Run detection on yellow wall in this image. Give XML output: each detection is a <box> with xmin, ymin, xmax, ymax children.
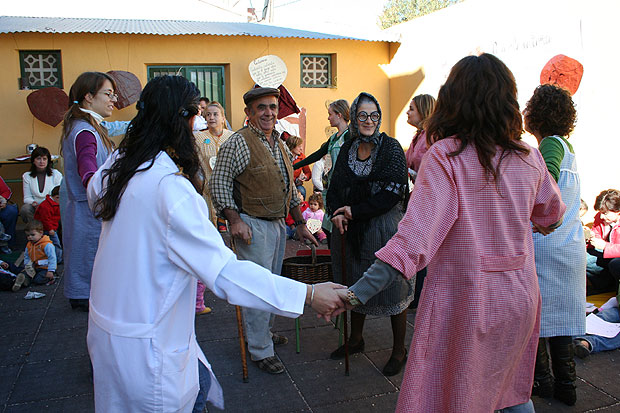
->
<box><xmin>0</xmin><ymin>32</ymin><xmax>393</xmax><ymax>187</ymax></box>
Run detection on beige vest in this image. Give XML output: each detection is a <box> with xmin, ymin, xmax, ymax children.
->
<box><xmin>233</xmin><ymin>126</ymin><xmax>294</xmax><ymax>219</ymax></box>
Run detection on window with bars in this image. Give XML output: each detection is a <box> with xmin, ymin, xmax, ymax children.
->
<box><xmin>19</xmin><ymin>50</ymin><xmax>63</xmax><ymax>89</ymax></box>
<box><xmin>300</xmin><ymin>54</ymin><xmax>334</xmax><ymax>88</ymax></box>
<box><xmin>147</xmin><ymin>65</ymin><xmax>226</xmax><ymax>107</ymax></box>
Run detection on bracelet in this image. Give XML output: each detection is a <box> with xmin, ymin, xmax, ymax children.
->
<box><xmin>310</xmin><ymin>285</ymin><xmax>315</xmax><ymax>305</ymax></box>
<box><xmin>347</xmin><ymin>290</ymin><xmax>361</xmax><ymax>306</ymax></box>
<box><xmin>294</xmin><ymin>219</ymin><xmax>306</xmax><ymax>226</ymax></box>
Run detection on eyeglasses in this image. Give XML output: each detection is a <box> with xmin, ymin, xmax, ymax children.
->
<box><xmin>100</xmin><ymin>91</ymin><xmax>119</xmax><ymax>101</ymax></box>
<box><xmin>357</xmin><ymin>111</ymin><xmax>380</xmax><ymax>122</ymax></box>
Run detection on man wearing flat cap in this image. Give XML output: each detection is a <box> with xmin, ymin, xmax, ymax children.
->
<box><xmin>210</xmin><ymin>87</ymin><xmax>317</xmax><ymax>374</ymax></box>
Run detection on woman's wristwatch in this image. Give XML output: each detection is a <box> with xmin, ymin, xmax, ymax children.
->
<box><xmin>347</xmin><ymin>290</ymin><xmax>361</xmax><ymax>306</ymax></box>
<box><xmin>294</xmin><ymin>219</ymin><xmax>306</xmax><ymax>226</ymax></box>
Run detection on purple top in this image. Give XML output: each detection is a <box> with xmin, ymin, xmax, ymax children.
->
<box><xmin>75</xmin><ymin>130</ymin><xmax>98</xmax><ymax>188</ymax></box>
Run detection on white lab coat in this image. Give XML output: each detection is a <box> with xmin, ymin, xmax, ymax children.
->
<box><xmin>86</xmin><ymin>151</ymin><xmax>308</xmax><ymax>412</ymax></box>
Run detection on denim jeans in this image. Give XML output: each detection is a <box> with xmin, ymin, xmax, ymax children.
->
<box><xmin>0</xmin><ymin>204</ymin><xmax>18</xmax><ymax>247</ymax></box>
<box><xmin>32</xmin><ymin>268</ymin><xmax>50</xmax><ymax>285</ymax></box>
<box><xmin>46</xmin><ymin>231</ymin><xmax>63</xmax><ymax>263</ymax></box>
<box><xmin>578</xmin><ymin>307</ymin><xmax>620</xmax><ymax>353</ymax></box>
<box><xmin>192</xmin><ymin>361</ymin><xmax>211</xmax><ymax>413</ymax></box>
<box><xmin>495</xmin><ymin>399</ymin><xmax>535</xmax><ymax>413</ymax></box>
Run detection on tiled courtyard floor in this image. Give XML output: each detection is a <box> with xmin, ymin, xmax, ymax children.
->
<box><xmin>1</xmin><ymin>238</ymin><xmax>619</xmax><ymax>412</ymax></box>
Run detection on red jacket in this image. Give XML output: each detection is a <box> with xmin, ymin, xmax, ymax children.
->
<box><xmin>0</xmin><ymin>176</ymin><xmax>11</xmax><ymax>200</ymax></box>
<box><xmin>34</xmin><ymin>195</ymin><xmax>61</xmax><ymax>231</ymax></box>
<box><xmin>285</xmin><ymin>201</ymin><xmax>308</xmax><ymax>227</ymax></box>
<box><xmin>292</xmin><ymin>153</ymin><xmax>311</xmax><ymax>182</ymax></box>
<box><xmin>590</xmin><ymin>212</ymin><xmax>620</xmax><ymax>259</ymax></box>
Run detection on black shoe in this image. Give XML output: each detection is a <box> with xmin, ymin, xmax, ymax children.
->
<box><xmin>574</xmin><ymin>339</ymin><xmax>591</xmax><ymax>359</ymax></box>
<box><xmin>330</xmin><ymin>339</ymin><xmax>364</xmax><ymax>360</ymax></box>
<box><xmin>383</xmin><ymin>350</ymin><xmax>407</xmax><ymax>376</ymax></box>
<box><xmin>70</xmin><ymin>299</ymin><xmax>89</xmax><ymax>312</ymax></box>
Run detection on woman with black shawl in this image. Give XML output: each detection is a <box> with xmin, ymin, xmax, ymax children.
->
<box><xmin>327</xmin><ymin>92</ymin><xmax>413</xmax><ymax>376</ymax></box>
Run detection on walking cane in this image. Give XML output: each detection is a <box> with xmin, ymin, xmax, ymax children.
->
<box><xmin>340</xmin><ymin>231</ymin><xmax>350</xmax><ymax>376</ymax></box>
<box><xmin>230</xmin><ymin>237</ymin><xmax>250</xmax><ymax>383</ymax></box>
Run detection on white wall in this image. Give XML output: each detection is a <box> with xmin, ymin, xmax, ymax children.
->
<box><xmin>385</xmin><ymin>0</ymin><xmax>620</xmax><ymax>222</ymax></box>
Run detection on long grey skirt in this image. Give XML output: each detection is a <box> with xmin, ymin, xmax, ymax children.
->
<box><xmin>331</xmin><ymin>205</ymin><xmax>414</xmax><ymax>316</ymax></box>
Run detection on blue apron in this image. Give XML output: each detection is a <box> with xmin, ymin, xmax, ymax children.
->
<box><xmin>60</xmin><ymin>120</ymin><xmax>110</xmax><ymax>300</ymax></box>
<box><xmin>534</xmin><ymin>136</ymin><xmax>586</xmax><ymax>337</ymax></box>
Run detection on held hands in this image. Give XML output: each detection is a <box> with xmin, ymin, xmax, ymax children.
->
<box><xmin>307</xmin><ymin>282</ymin><xmax>349</xmax><ymax>322</ymax></box>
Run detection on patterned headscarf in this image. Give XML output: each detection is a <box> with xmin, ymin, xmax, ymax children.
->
<box><xmin>349</xmin><ymin>92</ymin><xmax>382</xmax><ymax>145</ymax></box>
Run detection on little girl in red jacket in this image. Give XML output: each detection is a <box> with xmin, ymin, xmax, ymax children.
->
<box><xmin>34</xmin><ymin>185</ymin><xmax>62</xmax><ymax>262</ymax></box>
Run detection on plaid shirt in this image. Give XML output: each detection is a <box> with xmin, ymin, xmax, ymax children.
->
<box><xmin>209</xmin><ymin>122</ymin><xmax>300</xmax><ymax>216</ymax></box>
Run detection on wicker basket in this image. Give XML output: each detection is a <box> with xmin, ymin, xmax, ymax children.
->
<box><xmin>281</xmin><ymin>245</ymin><xmax>332</xmax><ymax>284</ymax></box>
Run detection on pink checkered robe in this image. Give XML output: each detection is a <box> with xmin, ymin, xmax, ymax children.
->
<box><xmin>375</xmin><ymin>138</ymin><xmax>565</xmax><ymax>412</ymax></box>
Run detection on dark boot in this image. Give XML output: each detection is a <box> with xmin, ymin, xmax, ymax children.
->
<box><xmin>550</xmin><ymin>336</ymin><xmax>577</xmax><ymax>406</ymax></box>
<box><xmin>532</xmin><ymin>337</ymin><xmax>554</xmax><ymax>397</ymax></box>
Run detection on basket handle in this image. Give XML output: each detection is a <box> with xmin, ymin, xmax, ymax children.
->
<box><xmin>311</xmin><ymin>244</ymin><xmax>317</xmax><ymax>265</ymax></box>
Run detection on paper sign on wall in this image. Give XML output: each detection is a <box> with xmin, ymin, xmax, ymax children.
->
<box><xmin>249</xmin><ymin>55</ymin><xmax>287</xmax><ymax>88</ymax></box>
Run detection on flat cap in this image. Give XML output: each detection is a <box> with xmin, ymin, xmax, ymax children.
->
<box><xmin>243</xmin><ymin>87</ymin><xmax>280</xmax><ymax>106</ymax></box>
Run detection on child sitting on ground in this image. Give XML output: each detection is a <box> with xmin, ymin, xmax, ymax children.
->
<box><xmin>34</xmin><ymin>185</ymin><xmax>62</xmax><ymax>262</ymax></box>
<box><xmin>302</xmin><ymin>193</ymin><xmax>327</xmax><ymax>244</ymax></box>
<box><xmin>285</xmin><ymin>191</ymin><xmax>308</xmax><ymax>240</ymax></box>
<box><xmin>0</xmin><ymin>259</ymin><xmax>24</xmax><ymax>291</ymax></box>
<box><xmin>586</xmin><ymin>189</ymin><xmax>620</xmax><ymax>294</ymax></box>
<box><xmin>12</xmin><ymin>220</ymin><xmax>57</xmax><ymax>291</ymax></box>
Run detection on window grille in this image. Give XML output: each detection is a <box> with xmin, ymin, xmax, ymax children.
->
<box><xmin>19</xmin><ymin>50</ymin><xmax>63</xmax><ymax>89</ymax></box>
<box><xmin>300</xmin><ymin>55</ymin><xmax>332</xmax><ymax>88</ymax></box>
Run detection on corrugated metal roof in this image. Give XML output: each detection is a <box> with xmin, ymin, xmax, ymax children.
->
<box><xmin>0</xmin><ymin>16</ymin><xmax>398</xmax><ymax>42</ymax></box>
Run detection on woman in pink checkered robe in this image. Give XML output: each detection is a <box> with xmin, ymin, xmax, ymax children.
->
<box><xmin>339</xmin><ymin>54</ymin><xmax>566</xmax><ymax>412</ymax></box>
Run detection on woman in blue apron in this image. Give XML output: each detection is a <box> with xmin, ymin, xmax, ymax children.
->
<box><xmin>59</xmin><ymin>72</ymin><xmax>116</xmax><ymax>311</ymax></box>
<box><xmin>524</xmin><ymin>84</ymin><xmax>586</xmax><ymax>406</ymax></box>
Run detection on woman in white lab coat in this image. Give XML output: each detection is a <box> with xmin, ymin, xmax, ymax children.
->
<box><xmin>86</xmin><ymin>75</ymin><xmax>344</xmax><ymax>412</ymax></box>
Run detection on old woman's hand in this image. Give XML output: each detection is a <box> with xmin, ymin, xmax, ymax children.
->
<box><xmin>333</xmin><ymin>206</ymin><xmax>352</xmax><ymax>220</ymax></box>
<box><xmin>331</xmin><ymin>214</ymin><xmax>348</xmax><ymax>235</ymax></box>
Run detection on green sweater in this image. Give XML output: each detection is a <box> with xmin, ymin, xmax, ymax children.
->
<box><xmin>539</xmin><ymin>135</ymin><xmax>573</xmax><ymax>182</ymax></box>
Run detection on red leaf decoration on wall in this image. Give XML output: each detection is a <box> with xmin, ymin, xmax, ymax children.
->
<box><xmin>107</xmin><ymin>70</ymin><xmax>142</xmax><ymax>109</ymax></box>
<box><xmin>26</xmin><ymin>87</ymin><xmax>69</xmax><ymax>127</ymax></box>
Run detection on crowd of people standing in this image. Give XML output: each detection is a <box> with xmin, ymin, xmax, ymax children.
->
<box><xmin>2</xmin><ymin>50</ymin><xmax>619</xmax><ymax>412</ymax></box>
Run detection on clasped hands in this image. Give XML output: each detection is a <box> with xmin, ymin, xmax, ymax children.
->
<box><xmin>306</xmin><ymin>282</ymin><xmax>355</xmax><ymax>322</ymax></box>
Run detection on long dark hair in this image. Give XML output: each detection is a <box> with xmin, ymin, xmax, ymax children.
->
<box><xmin>425</xmin><ymin>53</ymin><xmax>528</xmax><ymax>181</ymax></box>
<box><xmin>61</xmin><ymin>72</ymin><xmax>116</xmax><ymax>155</ymax></box>
<box><xmin>29</xmin><ymin>146</ymin><xmax>53</xmax><ymax>177</ymax></box>
<box><xmin>94</xmin><ymin>75</ymin><xmax>203</xmax><ymax>221</ymax></box>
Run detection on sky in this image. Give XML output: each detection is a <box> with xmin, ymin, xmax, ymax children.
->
<box><xmin>0</xmin><ymin>0</ymin><xmax>389</xmax><ymax>36</ymax></box>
